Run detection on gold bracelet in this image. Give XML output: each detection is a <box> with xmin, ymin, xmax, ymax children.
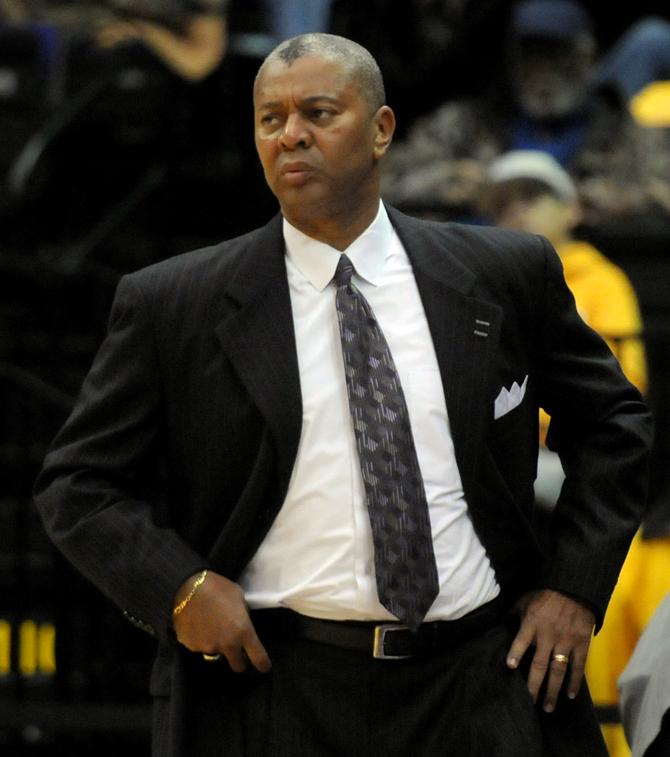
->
<box><xmin>172</xmin><ymin>569</ymin><xmax>208</xmax><ymax>616</ymax></box>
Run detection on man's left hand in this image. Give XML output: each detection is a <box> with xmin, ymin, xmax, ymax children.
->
<box><xmin>506</xmin><ymin>589</ymin><xmax>595</xmax><ymax>713</ymax></box>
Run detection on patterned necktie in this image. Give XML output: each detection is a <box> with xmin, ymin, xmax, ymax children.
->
<box><xmin>334</xmin><ymin>254</ymin><xmax>439</xmax><ymax>631</ymax></box>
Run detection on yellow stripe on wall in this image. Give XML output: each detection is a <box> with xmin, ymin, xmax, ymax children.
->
<box><xmin>38</xmin><ymin>623</ymin><xmax>56</xmax><ymax>676</ymax></box>
<box><xmin>19</xmin><ymin>620</ymin><xmax>38</xmax><ymax>677</ymax></box>
<box><xmin>0</xmin><ymin>620</ymin><xmax>10</xmax><ymax>676</ymax></box>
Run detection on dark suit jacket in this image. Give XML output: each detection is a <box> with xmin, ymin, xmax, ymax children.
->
<box><xmin>34</xmin><ymin>206</ymin><xmax>652</xmax><ymax>754</ymax></box>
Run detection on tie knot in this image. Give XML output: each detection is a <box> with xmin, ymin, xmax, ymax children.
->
<box><xmin>334</xmin><ymin>254</ymin><xmax>354</xmax><ymax>287</ymax></box>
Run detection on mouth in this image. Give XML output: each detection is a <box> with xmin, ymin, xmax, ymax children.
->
<box><xmin>280</xmin><ymin>162</ymin><xmax>314</xmax><ymax>181</ymax></box>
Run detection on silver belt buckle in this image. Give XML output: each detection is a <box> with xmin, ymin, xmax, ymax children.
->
<box><xmin>372</xmin><ymin>624</ymin><xmax>412</xmax><ymax>659</ymax></box>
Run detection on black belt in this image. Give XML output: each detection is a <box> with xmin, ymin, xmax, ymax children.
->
<box><xmin>251</xmin><ymin>598</ymin><xmax>502</xmax><ymax>660</ymax></box>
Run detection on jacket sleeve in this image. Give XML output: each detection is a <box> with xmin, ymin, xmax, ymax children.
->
<box><xmin>535</xmin><ymin>237</ymin><xmax>653</xmax><ymax>628</ymax></box>
<box><xmin>33</xmin><ymin>274</ymin><xmax>207</xmax><ymax>644</ymax></box>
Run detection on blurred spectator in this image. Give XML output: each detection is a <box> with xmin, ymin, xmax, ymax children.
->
<box><xmin>597</xmin><ymin>17</ymin><xmax>670</xmax><ymax>104</ymax></box>
<box><xmin>382</xmin><ymin>0</ymin><xmax>666</xmax><ymax>226</ymax></box>
<box><xmin>618</xmin><ymin>591</ymin><xmax>670</xmax><ymax>757</ymax></box>
<box><xmin>589</xmin><ymin>19</ymin><xmax>670</xmax><ymax>223</ymax></box>
<box><xmin>482</xmin><ymin>150</ymin><xmax>670</xmax><ymax>757</ymax></box>
<box><xmin>90</xmin><ymin>0</ymin><xmax>232</xmax><ymax>165</ymax></box>
<box><xmin>96</xmin><ymin>0</ymin><xmax>229</xmax><ymax>83</ymax></box>
<box><xmin>628</xmin><ymin>80</ymin><xmax>670</xmax><ymax>217</ymax></box>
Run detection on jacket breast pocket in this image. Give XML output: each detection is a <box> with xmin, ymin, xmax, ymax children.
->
<box><xmin>491</xmin><ymin>400</ymin><xmax>527</xmax><ymax>441</ymax></box>
<box><xmin>487</xmin><ymin>397</ymin><xmax>537</xmax><ymax>509</ymax></box>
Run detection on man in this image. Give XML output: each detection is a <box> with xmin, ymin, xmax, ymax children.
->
<box><xmin>34</xmin><ymin>33</ymin><xmax>652</xmax><ymax>756</ymax></box>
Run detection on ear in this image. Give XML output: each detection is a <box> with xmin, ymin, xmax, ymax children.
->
<box><xmin>373</xmin><ymin>105</ymin><xmax>395</xmax><ymax>160</ymax></box>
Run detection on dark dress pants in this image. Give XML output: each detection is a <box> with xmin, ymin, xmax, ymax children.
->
<box><xmin>178</xmin><ymin>618</ymin><xmax>608</xmax><ymax>756</ymax></box>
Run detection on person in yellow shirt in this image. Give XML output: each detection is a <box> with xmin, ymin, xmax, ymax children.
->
<box><xmin>481</xmin><ymin>149</ymin><xmax>669</xmax><ymax>757</ymax></box>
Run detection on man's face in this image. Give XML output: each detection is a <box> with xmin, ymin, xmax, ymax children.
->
<box><xmin>254</xmin><ymin>54</ymin><xmax>394</xmax><ymax>231</ymax></box>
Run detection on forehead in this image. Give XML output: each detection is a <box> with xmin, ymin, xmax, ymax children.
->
<box><xmin>254</xmin><ymin>55</ymin><xmax>358</xmax><ymax>107</ymax></box>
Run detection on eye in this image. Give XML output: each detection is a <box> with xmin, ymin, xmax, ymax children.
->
<box><xmin>309</xmin><ymin>108</ymin><xmax>333</xmax><ymax>122</ymax></box>
<box><xmin>260</xmin><ymin>113</ymin><xmax>281</xmax><ymax>128</ymax></box>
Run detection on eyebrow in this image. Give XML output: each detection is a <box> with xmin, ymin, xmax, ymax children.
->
<box><xmin>256</xmin><ymin>95</ymin><xmax>341</xmax><ymax>111</ymax></box>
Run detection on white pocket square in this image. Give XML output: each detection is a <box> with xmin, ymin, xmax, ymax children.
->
<box><xmin>494</xmin><ymin>375</ymin><xmax>528</xmax><ymax>420</ymax></box>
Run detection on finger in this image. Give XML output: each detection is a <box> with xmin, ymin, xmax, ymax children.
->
<box><xmin>542</xmin><ymin>654</ymin><xmax>570</xmax><ymax>712</ymax></box>
<box><xmin>242</xmin><ymin>629</ymin><xmax>272</xmax><ymax>673</ymax></box>
<box><xmin>506</xmin><ymin>625</ymin><xmax>535</xmax><ymax>669</ymax></box>
<box><xmin>526</xmin><ymin>646</ymin><xmax>552</xmax><ymax>703</ymax></box>
<box><xmin>221</xmin><ymin>643</ymin><xmax>249</xmax><ymax>674</ymax></box>
<box><xmin>566</xmin><ymin>649</ymin><xmax>587</xmax><ymax>700</ymax></box>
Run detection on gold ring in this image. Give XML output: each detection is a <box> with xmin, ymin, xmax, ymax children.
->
<box><xmin>202</xmin><ymin>653</ymin><xmax>221</xmax><ymax>662</ymax></box>
<box><xmin>552</xmin><ymin>653</ymin><xmax>570</xmax><ymax>665</ymax></box>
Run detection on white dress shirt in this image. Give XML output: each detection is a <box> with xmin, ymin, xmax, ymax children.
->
<box><xmin>239</xmin><ymin>202</ymin><xmax>499</xmax><ymax>621</ymax></box>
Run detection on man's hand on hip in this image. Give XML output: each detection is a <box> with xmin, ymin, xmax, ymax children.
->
<box><xmin>505</xmin><ymin>589</ymin><xmax>595</xmax><ymax>713</ymax></box>
<box><xmin>172</xmin><ymin>571</ymin><xmax>272</xmax><ymax>673</ymax></box>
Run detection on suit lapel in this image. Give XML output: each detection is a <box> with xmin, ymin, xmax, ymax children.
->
<box><xmin>388</xmin><ymin>208</ymin><xmax>502</xmax><ymax>498</ymax></box>
<box><xmin>214</xmin><ymin>215</ymin><xmax>303</xmax><ymax>499</ymax></box>
<box><xmin>213</xmin><ymin>207</ymin><xmax>503</xmax><ymax>509</ymax></box>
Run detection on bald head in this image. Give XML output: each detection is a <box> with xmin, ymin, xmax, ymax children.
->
<box><xmin>255</xmin><ymin>33</ymin><xmax>386</xmax><ymax>112</ymax></box>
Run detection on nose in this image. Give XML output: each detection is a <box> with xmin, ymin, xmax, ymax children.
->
<box><xmin>278</xmin><ymin>113</ymin><xmax>311</xmax><ymax>150</ymax></box>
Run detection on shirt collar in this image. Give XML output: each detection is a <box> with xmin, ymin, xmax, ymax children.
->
<box><xmin>282</xmin><ymin>201</ymin><xmax>392</xmax><ymax>292</ymax></box>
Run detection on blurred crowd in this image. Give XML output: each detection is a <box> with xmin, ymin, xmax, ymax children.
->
<box><xmin>2</xmin><ymin>2</ymin><xmax>670</xmax><ymax>756</ymax></box>
<box><xmin>2</xmin><ymin>1</ymin><xmax>670</xmax><ymax>247</ymax></box>
<box><xmin>383</xmin><ymin>4</ymin><xmax>670</xmax><ymax>225</ymax></box>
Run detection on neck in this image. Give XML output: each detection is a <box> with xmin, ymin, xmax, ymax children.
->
<box><xmin>281</xmin><ymin>198</ymin><xmax>381</xmax><ymax>251</ymax></box>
